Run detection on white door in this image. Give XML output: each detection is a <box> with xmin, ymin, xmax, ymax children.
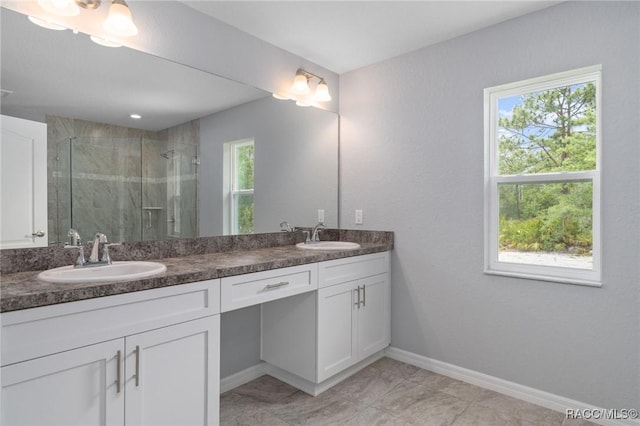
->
<box><xmin>0</xmin><ymin>114</ymin><xmax>48</xmax><ymax>248</ymax></box>
<box><xmin>317</xmin><ymin>281</ymin><xmax>358</xmax><ymax>382</ymax></box>
<box><xmin>357</xmin><ymin>274</ymin><xmax>390</xmax><ymax>358</ymax></box>
<box><xmin>1</xmin><ymin>339</ymin><xmax>124</xmax><ymax>426</ymax></box>
<box><xmin>124</xmin><ymin>315</ymin><xmax>220</xmax><ymax>426</ymax></box>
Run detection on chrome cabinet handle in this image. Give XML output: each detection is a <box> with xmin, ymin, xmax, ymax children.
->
<box><xmin>264</xmin><ymin>281</ymin><xmax>290</xmax><ymax>290</ymax></box>
<box><xmin>135</xmin><ymin>345</ymin><xmax>140</xmax><ymax>387</ymax></box>
<box><xmin>361</xmin><ymin>285</ymin><xmax>366</xmax><ymax>308</ymax></box>
<box><xmin>354</xmin><ymin>286</ymin><xmax>361</xmax><ymax>308</ymax></box>
<box><xmin>32</xmin><ymin>230</ymin><xmax>45</xmax><ymax>237</ymax></box>
<box><xmin>116</xmin><ymin>350</ymin><xmax>122</xmax><ymax>393</ymax></box>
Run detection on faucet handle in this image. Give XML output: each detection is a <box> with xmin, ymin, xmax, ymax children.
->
<box><xmin>280</xmin><ymin>221</ymin><xmax>294</xmax><ymax>232</ymax></box>
<box><xmin>67</xmin><ymin>228</ymin><xmax>81</xmax><ymax>246</ymax></box>
<box><xmin>64</xmin><ymin>244</ymin><xmax>86</xmax><ymax>267</ymax></box>
<box><xmin>95</xmin><ymin>233</ymin><xmax>108</xmax><ymax>243</ymax></box>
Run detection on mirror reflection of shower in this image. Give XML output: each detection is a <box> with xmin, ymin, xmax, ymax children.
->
<box><xmin>48</xmin><ymin>115</ymin><xmax>199</xmax><ymax>243</ymax></box>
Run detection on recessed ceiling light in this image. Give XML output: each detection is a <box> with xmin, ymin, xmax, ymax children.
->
<box><xmin>130</xmin><ymin>113</ymin><xmax>142</xmax><ymax>119</ymax></box>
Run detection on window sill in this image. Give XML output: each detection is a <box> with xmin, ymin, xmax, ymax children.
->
<box><xmin>484</xmin><ymin>269</ymin><xmax>602</xmax><ymax>288</ymax></box>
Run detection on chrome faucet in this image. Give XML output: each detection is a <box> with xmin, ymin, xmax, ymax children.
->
<box><xmin>89</xmin><ymin>233</ymin><xmax>110</xmax><ymax>264</ymax></box>
<box><xmin>310</xmin><ymin>222</ymin><xmax>326</xmax><ymax>243</ymax></box>
<box><xmin>64</xmin><ymin>230</ymin><xmax>113</xmax><ymax>267</ymax></box>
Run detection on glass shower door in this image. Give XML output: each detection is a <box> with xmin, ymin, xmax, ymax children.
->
<box><xmin>69</xmin><ymin>136</ymin><xmax>142</xmax><ymax>243</ymax></box>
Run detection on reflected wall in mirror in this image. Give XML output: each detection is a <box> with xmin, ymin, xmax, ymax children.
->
<box><xmin>0</xmin><ymin>7</ymin><xmax>339</xmax><ymax>244</ymax></box>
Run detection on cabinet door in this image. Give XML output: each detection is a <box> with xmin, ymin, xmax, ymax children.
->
<box><xmin>357</xmin><ymin>274</ymin><xmax>390</xmax><ymax>359</ymax></box>
<box><xmin>317</xmin><ymin>281</ymin><xmax>358</xmax><ymax>382</ymax></box>
<box><xmin>0</xmin><ymin>115</ymin><xmax>47</xmax><ymax>249</ymax></box>
<box><xmin>124</xmin><ymin>315</ymin><xmax>220</xmax><ymax>426</ymax></box>
<box><xmin>1</xmin><ymin>339</ymin><xmax>124</xmax><ymax>426</ymax></box>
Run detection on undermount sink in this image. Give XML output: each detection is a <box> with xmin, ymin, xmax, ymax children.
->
<box><xmin>37</xmin><ymin>261</ymin><xmax>167</xmax><ymax>284</ymax></box>
<box><xmin>296</xmin><ymin>241</ymin><xmax>361</xmax><ymax>250</ymax></box>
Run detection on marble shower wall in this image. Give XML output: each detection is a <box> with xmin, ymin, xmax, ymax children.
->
<box><xmin>47</xmin><ymin>116</ymin><xmax>198</xmax><ymax>244</ymax></box>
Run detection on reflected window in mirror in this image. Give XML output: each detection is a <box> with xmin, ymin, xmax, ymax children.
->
<box><xmin>224</xmin><ymin>139</ymin><xmax>255</xmax><ymax>235</ymax></box>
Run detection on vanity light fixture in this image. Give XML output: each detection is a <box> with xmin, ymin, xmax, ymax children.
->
<box><xmin>37</xmin><ymin>0</ymin><xmax>80</xmax><ymax>17</ymax></box>
<box><xmin>28</xmin><ymin>0</ymin><xmax>138</xmax><ymax>47</ymax></box>
<box><xmin>103</xmin><ymin>0</ymin><xmax>138</xmax><ymax>37</ymax></box>
<box><xmin>28</xmin><ymin>15</ymin><xmax>68</xmax><ymax>30</ymax></box>
<box><xmin>90</xmin><ymin>35</ymin><xmax>122</xmax><ymax>47</ymax></box>
<box><xmin>286</xmin><ymin>68</ymin><xmax>332</xmax><ymax>103</ymax></box>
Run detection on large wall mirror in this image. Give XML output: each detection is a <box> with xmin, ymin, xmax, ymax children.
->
<box><xmin>1</xmin><ymin>7</ymin><xmax>338</xmax><ymax>245</ymax></box>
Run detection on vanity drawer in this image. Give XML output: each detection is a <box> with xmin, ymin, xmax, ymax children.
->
<box><xmin>221</xmin><ymin>264</ymin><xmax>318</xmax><ymax>312</ymax></box>
<box><xmin>319</xmin><ymin>251</ymin><xmax>390</xmax><ymax>288</ymax></box>
<box><xmin>1</xmin><ymin>280</ymin><xmax>220</xmax><ymax>366</ymax></box>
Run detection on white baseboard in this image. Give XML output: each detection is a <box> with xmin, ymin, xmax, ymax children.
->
<box><xmin>220</xmin><ymin>362</ymin><xmax>269</xmax><ymax>394</ymax></box>
<box><xmin>385</xmin><ymin>346</ymin><xmax>640</xmax><ymax>426</ymax></box>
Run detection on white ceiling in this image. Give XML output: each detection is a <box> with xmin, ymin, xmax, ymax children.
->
<box><xmin>182</xmin><ymin>1</ymin><xmax>563</xmax><ymax>74</ymax></box>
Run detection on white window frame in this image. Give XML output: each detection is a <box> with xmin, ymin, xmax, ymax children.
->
<box><xmin>223</xmin><ymin>139</ymin><xmax>254</xmax><ymax>235</ymax></box>
<box><xmin>484</xmin><ymin>65</ymin><xmax>602</xmax><ymax>286</ymax></box>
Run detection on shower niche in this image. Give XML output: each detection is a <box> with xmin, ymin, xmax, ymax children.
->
<box><xmin>48</xmin><ymin>116</ymin><xmax>199</xmax><ymax>244</ymax></box>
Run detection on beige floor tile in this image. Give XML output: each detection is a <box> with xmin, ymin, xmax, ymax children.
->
<box><xmin>340</xmin><ymin>406</ymin><xmax>415</xmax><ymax>426</ymax></box>
<box><xmin>406</xmin><ymin>369</ymin><xmax>457</xmax><ymax>391</ymax></box>
<box><xmin>452</xmin><ymin>402</ymin><xmax>537</xmax><ymax>426</ymax></box>
<box><xmin>268</xmin><ymin>389</ymin><xmax>367</xmax><ymax>425</ymax></box>
<box><xmin>332</xmin><ymin>364</ymin><xmax>407</xmax><ymax>405</ymax></box>
<box><xmin>438</xmin><ymin>380</ymin><xmax>501</xmax><ymax>403</ymax></box>
<box><xmin>477</xmin><ymin>393</ymin><xmax>564</xmax><ymax>425</ymax></box>
<box><xmin>367</xmin><ymin>357</ymin><xmax>421</xmax><ymax>379</ymax></box>
<box><xmin>231</xmin><ymin>374</ymin><xmax>299</xmax><ymax>404</ymax></box>
<box><xmin>220</xmin><ymin>359</ymin><xmax>572</xmax><ymax>426</ymax></box>
<box><xmin>372</xmin><ymin>380</ymin><xmax>470</xmax><ymax>425</ymax></box>
<box><xmin>561</xmin><ymin>418</ymin><xmax>599</xmax><ymax>426</ymax></box>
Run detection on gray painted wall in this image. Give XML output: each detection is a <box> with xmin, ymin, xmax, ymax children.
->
<box><xmin>339</xmin><ymin>1</ymin><xmax>639</xmax><ymax>410</ymax></box>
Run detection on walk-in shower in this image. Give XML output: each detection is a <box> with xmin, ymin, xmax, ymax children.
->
<box><xmin>49</xmin><ymin>135</ymin><xmax>198</xmax><ymax>244</ymax></box>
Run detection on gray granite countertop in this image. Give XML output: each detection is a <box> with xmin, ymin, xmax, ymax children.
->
<box><xmin>0</xmin><ymin>241</ymin><xmax>391</xmax><ymax>313</ymax></box>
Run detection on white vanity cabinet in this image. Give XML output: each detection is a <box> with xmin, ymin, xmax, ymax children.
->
<box><xmin>1</xmin><ymin>280</ymin><xmax>220</xmax><ymax>426</ymax></box>
<box><xmin>261</xmin><ymin>251</ymin><xmax>391</xmax><ymax>393</ymax></box>
<box><xmin>316</xmin><ymin>252</ymin><xmax>391</xmax><ymax>382</ymax></box>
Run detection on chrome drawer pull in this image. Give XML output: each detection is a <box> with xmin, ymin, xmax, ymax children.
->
<box><xmin>362</xmin><ymin>285</ymin><xmax>366</xmax><ymax>307</ymax></box>
<box><xmin>115</xmin><ymin>350</ymin><xmax>122</xmax><ymax>393</ymax></box>
<box><xmin>135</xmin><ymin>345</ymin><xmax>140</xmax><ymax>387</ymax></box>
<box><xmin>354</xmin><ymin>286</ymin><xmax>361</xmax><ymax>308</ymax></box>
<box><xmin>264</xmin><ymin>281</ymin><xmax>290</xmax><ymax>290</ymax></box>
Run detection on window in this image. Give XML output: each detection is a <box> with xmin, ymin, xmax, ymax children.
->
<box><xmin>484</xmin><ymin>66</ymin><xmax>601</xmax><ymax>286</ymax></box>
<box><xmin>224</xmin><ymin>139</ymin><xmax>254</xmax><ymax>235</ymax></box>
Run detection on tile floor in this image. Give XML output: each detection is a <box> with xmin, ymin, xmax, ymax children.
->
<box><xmin>220</xmin><ymin>357</ymin><xmax>597</xmax><ymax>426</ymax></box>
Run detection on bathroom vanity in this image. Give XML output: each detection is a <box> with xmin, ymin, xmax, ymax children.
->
<box><xmin>0</xmin><ymin>231</ymin><xmax>392</xmax><ymax>426</ymax></box>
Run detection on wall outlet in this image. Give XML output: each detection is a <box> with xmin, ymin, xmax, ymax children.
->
<box><xmin>355</xmin><ymin>209</ymin><xmax>364</xmax><ymax>225</ymax></box>
<box><xmin>317</xmin><ymin>209</ymin><xmax>325</xmax><ymax>223</ymax></box>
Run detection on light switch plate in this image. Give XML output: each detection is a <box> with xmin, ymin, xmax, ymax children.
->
<box><xmin>355</xmin><ymin>209</ymin><xmax>364</xmax><ymax>225</ymax></box>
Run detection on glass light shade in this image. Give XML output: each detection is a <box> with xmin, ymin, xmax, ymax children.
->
<box><xmin>38</xmin><ymin>0</ymin><xmax>80</xmax><ymax>16</ymax></box>
<box><xmin>314</xmin><ymin>80</ymin><xmax>332</xmax><ymax>102</ymax></box>
<box><xmin>90</xmin><ymin>35</ymin><xmax>122</xmax><ymax>47</ymax></box>
<box><xmin>103</xmin><ymin>1</ymin><xmax>138</xmax><ymax>37</ymax></box>
<box><xmin>291</xmin><ymin>74</ymin><xmax>311</xmax><ymax>95</ymax></box>
<box><xmin>272</xmin><ymin>93</ymin><xmax>290</xmax><ymax>100</ymax></box>
<box><xmin>28</xmin><ymin>16</ymin><xmax>68</xmax><ymax>30</ymax></box>
<box><xmin>295</xmin><ymin>100</ymin><xmax>310</xmax><ymax>107</ymax></box>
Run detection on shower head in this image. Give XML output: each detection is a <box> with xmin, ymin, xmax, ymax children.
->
<box><xmin>160</xmin><ymin>150</ymin><xmax>174</xmax><ymax>159</ymax></box>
